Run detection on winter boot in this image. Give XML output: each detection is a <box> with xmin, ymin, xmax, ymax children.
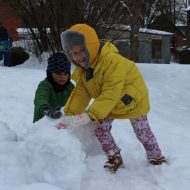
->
<box><xmin>149</xmin><ymin>156</ymin><xmax>166</xmax><ymax>165</ymax></box>
<box><xmin>104</xmin><ymin>153</ymin><xmax>124</xmax><ymax>173</ymax></box>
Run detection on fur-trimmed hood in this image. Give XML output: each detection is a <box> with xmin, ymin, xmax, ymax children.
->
<box><xmin>69</xmin><ymin>24</ymin><xmax>100</xmax><ymax>65</ymax></box>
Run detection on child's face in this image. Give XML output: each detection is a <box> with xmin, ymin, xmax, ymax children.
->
<box><xmin>52</xmin><ymin>72</ymin><xmax>69</xmax><ymax>85</ymax></box>
<box><xmin>68</xmin><ymin>45</ymin><xmax>89</xmax><ymax>70</ymax></box>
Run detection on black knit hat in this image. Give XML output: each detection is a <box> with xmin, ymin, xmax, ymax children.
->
<box><xmin>47</xmin><ymin>52</ymin><xmax>71</xmax><ymax>73</ymax></box>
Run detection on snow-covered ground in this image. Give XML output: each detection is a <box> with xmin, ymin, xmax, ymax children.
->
<box><xmin>0</xmin><ymin>57</ymin><xmax>190</xmax><ymax>190</ymax></box>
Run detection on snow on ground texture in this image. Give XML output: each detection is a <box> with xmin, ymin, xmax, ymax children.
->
<box><xmin>0</xmin><ymin>61</ymin><xmax>190</xmax><ymax>190</ymax></box>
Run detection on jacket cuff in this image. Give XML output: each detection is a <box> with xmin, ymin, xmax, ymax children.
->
<box><xmin>87</xmin><ymin>110</ymin><xmax>102</xmax><ymax>122</ymax></box>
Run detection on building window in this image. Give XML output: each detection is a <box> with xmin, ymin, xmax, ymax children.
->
<box><xmin>152</xmin><ymin>39</ymin><xmax>162</xmax><ymax>59</ymax></box>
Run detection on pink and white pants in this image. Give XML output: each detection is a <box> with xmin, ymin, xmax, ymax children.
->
<box><xmin>91</xmin><ymin>116</ymin><xmax>162</xmax><ymax>159</ymax></box>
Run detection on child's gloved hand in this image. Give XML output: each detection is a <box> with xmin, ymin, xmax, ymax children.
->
<box><xmin>77</xmin><ymin>112</ymin><xmax>92</xmax><ymax>125</ymax></box>
<box><xmin>56</xmin><ymin>112</ymin><xmax>91</xmax><ymax>129</ymax></box>
<box><xmin>42</xmin><ymin>106</ymin><xmax>62</xmax><ymax>119</ymax></box>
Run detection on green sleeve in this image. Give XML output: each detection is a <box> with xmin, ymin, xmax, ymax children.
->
<box><xmin>33</xmin><ymin>80</ymin><xmax>51</xmax><ymax>122</ymax></box>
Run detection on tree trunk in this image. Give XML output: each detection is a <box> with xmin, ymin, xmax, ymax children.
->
<box><xmin>130</xmin><ymin>0</ymin><xmax>142</xmax><ymax>62</ymax></box>
<box><xmin>187</xmin><ymin>11</ymin><xmax>190</xmax><ymax>48</ymax></box>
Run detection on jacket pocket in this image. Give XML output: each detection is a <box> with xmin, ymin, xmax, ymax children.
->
<box><xmin>121</xmin><ymin>94</ymin><xmax>133</xmax><ymax>105</ymax></box>
<box><xmin>112</xmin><ymin>95</ymin><xmax>135</xmax><ymax>115</ymax></box>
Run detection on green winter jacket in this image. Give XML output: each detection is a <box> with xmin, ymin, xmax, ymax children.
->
<box><xmin>33</xmin><ymin>79</ymin><xmax>74</xmax><ymax>122</ymax></box>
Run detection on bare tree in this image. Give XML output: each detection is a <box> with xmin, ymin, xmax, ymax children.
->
<box><xmin>129</xmin><ymin>0</ymin><xmax>143</xmax><ymax>62</ymax></box>
<box><xmin>119</xmin><ymin>0</ymin><xmax>143</xmax><ymax>62</ymax></box>
<box><xmin>6</xmin><ymin>0</ymin><xmax>126</xmax><ymax>56</ymax></box>
<box><xmin>142</xmin><ymin>0</ymin><xmax>188</xmax><ymax>28</ymax></box>
<box><xmin>81</xmin><ymin>0</ymin><xmax>127</xmax><ymax>38</ymax></box>
<box><xmin>7</xmin><ymin>0</ymin><xmax>80</xmax><ymax>54</ymax></box>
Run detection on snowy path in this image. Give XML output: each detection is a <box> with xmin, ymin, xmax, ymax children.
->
<box><xmin>0</xmin><ymin>63</ymin><xmax>190</xmax><ymax>190</ymax></box>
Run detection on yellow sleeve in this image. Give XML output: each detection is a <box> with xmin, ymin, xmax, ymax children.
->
<box><xmin>64</xmin><ymin>78</ymin><xmax>91</xmax><ymax>115</ymax></box>
<box><xmin>87</xmin><ymin>57</ymin><xmax>125</xmax><ymax>121</ymax></box>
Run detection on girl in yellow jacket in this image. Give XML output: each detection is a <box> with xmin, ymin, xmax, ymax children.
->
<box><xmin>61</xmin><ymin>24</ymin><xmax>166</xmax><ymax>172</ymax></box>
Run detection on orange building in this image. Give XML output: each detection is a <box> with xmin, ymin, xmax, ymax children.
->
<box><xmin>0</xmin><ymin>3</ymin><xmax>22</xmax><ymax>41</ymax></box>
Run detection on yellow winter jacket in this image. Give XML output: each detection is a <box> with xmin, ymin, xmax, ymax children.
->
<box><xmin>64</xmin><ymin>24</ymin><xmax>150</xmax><ymax>121</ymax></box>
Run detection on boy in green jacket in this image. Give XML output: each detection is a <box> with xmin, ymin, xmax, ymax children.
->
<box><xmin>33</xmin><ymin>52</ymin><xmax>74</xmax><ymax>122</ymax></box>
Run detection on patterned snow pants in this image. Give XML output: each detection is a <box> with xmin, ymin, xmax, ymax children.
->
<box><xmin>93</xmin><ymin>116</ymin><xmax>162</xmax><ymax>159</ymax></box>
